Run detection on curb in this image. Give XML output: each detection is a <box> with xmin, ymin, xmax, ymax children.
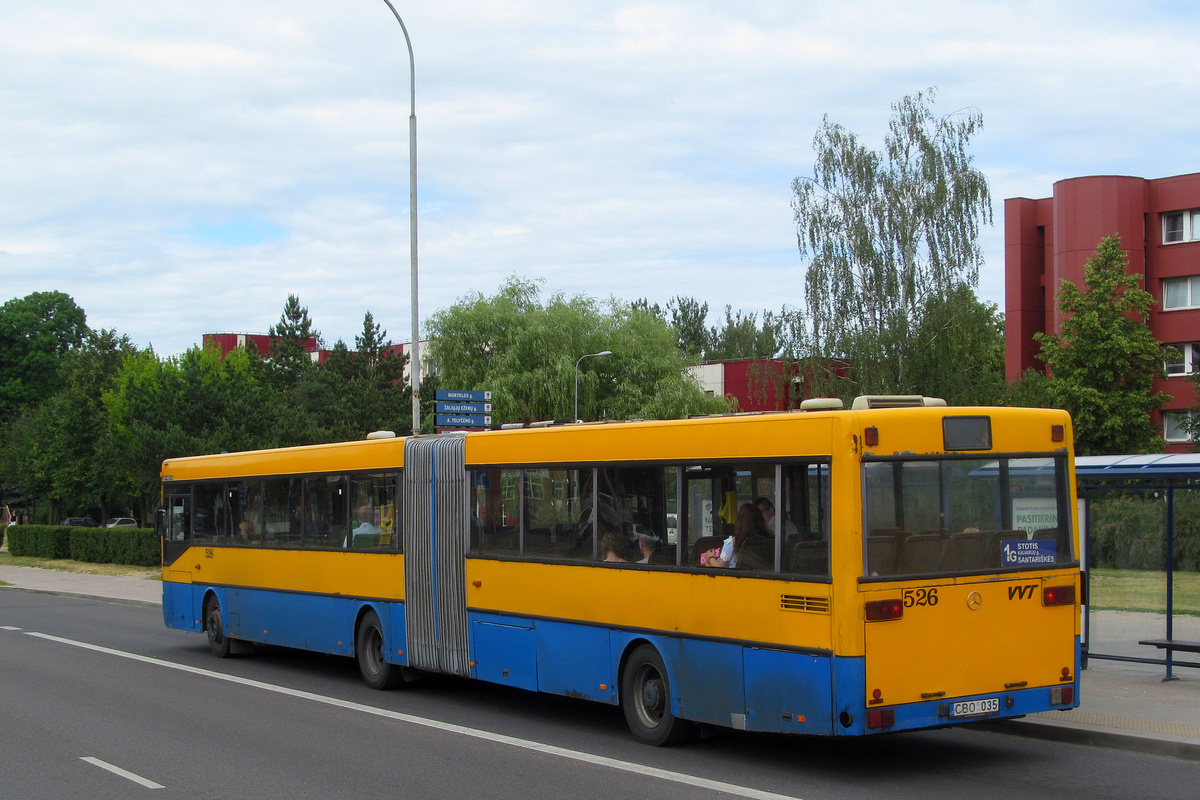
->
<box><xmin>0</xmin><ymin>584</ymin><xmax>160</xmax><ymax>609</ymax></box>
<box><xmin>978</xmin><ymin>717</ymin><xmax>1200</xmax><ymax>762</ymax></box>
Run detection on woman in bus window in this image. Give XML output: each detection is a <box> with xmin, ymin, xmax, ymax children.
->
<box><xmin>704</xmin><ymin>504</ymin><xmax>767</xmax><ymax>568</ymax></box>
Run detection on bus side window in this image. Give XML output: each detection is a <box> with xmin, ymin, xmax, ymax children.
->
<box><xmin>167</xmin><ymin>495</ymin><xmax>189</xmax><ymax>542</ymax></box>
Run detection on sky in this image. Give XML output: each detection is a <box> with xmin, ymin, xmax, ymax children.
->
<box><xmin>3</xmin><ymin>1</ymin><xmax>1199</xmax><ymax>357</ymax></box>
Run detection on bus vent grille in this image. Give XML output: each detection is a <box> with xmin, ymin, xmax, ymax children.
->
<box><xmin>780</xmin><ymin>595</ymin><xmax>830</xmax><ymax>614</ymax></box>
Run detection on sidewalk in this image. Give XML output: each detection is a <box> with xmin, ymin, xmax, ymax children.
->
<box><xmin>1</xmin><ymin>562</ymin><xmax>1198</xmax><ymax>759</ymax></box>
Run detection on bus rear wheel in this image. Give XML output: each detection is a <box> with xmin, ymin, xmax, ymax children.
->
<box><xmin>355</xmin><ymin>609</ymin><xmax>404</xmax><ymax>690</ymax></box>
<box><xmin>204</xmin><ymin>595</ymin><xmax>232</xmax><ymax>658</ymax></box>
<box><xmin>620</xmin><ymin>644</ymin><xmax>695</xmax><ymax>746</ymax></box>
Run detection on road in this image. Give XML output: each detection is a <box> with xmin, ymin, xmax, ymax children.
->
<box><xmin>1</xmin><ymin>590</ymin><xmax>1197</xmax><ymax>800</ymax></box>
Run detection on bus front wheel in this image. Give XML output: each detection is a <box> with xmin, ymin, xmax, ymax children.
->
<box><xmin>620</xmin><ymin>644</ymin><xmax>695</xmax><ymax>746</ymax></box>
<box><xmin>355</xmin><ymin>609</ymin><xmax>404</xmax><ymax>690</ymax></box>
<box><xmin>204</xmin><ymin>595</ymin><xmax>232</xmax><ymax>658</ymax></box>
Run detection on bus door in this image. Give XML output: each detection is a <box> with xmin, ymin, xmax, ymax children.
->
<box><xmin>403</xmin><ymin>434</ymin><xmax>472</xmax><ymax>677</ymax></box>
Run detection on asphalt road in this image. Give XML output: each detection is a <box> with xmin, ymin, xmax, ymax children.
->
<box><xmin>2</xmin><ymin>590</ymin><xmax>1197</xmax><ymax>800</ymax></box>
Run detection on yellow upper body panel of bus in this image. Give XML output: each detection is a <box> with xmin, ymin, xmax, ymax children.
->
<box><xmin>160</xmin><ymin>405</ymin><xmax>1072</xmax><ymax>479</ymax></box>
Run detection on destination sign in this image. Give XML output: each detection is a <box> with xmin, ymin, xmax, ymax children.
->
<box><xmin>436</xmin><ymin>414</ymin><xmax>492</xmax><ymax>428</ymax></box>
<box><xmin>436</xmin><ymin>389</ymin><xmax>492</xmax><ymax>402</ymax></box>
<box><xmin>436</xmin><ymin>401</ymin><xmax>492</xmax><ymax>414</ymax></box>
<box><xmin>1001</xmin><ymin>538</ymin><xmax>1056</xmax><ymax>567</ymax></box>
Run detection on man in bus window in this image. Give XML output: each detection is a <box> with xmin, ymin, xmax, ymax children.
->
<box><xmin>756</xmin><ymin>497</ymin><xmax>799</xmax><ymax>539</ymax></box>
<box><xmin>351</xmin><ymin>505</ymin><xmax>378</xmax><ymax>546</ymax></box>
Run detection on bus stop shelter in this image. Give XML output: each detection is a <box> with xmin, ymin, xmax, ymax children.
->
<box><xmin>1075</xmin><ymin>454</ymin><xmax>1200</xmax><ymax>678</ymax></box>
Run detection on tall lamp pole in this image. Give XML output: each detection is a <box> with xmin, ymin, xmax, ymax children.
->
<box><xmin>381</xmin><ymin>0</ymin><xmax>421</xmax><ymax>435</ymax></box>
<box><xmin>574</xmin><ymin>350</ymin><xmax>612</xmax><ymax>422</ymax></box>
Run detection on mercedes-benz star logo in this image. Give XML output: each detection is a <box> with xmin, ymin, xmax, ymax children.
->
<box><xmin>967</xmin><ymin>591</ymin><xmax>983</xmax><ymax>611</ymax></box>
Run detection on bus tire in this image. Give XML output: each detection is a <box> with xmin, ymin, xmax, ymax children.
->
<box><xmin>621</xmin><ymin>644</ymin><xmax>695</xmax><ymax>746</ymax></box>
<box><xmin>355</xmin><ymin>609</ymin><xmax>403</xmax><ymax>690</ymax></box>
<box><xmin>204</xmin><ymin>595</ymin><xmax>232</xmax><ymax>658</ymax></box>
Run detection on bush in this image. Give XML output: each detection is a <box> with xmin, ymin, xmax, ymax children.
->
<box><xmin>69</xmin><ymin>528</ymin><xmax>159</xmax><ymax>567</ymax></box>
<box><xmin>8</xmin><ymin>525</ymin><xmax>158</xmax><ymax>566</ymax></box>
<box><xmin>6</xmin><ymin>525</ymin><xmax>72</xmax><ymax>559</ymax></box>
<box><xmin>1088</xmin><ymin>490</ymin><xmax>1200</xmax><ymax>572</ymax></box>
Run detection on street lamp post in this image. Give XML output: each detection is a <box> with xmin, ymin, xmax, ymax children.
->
<box><xmin>381</xmin><ymin>0</ymin><xmax>421</xmax><ymax>435</ymax></box>
<box><xmin>574</xmin><ymin>350</ymin><xmax>612</xmax><ymax>422</ymax></box>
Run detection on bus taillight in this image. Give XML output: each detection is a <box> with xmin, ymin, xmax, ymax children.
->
<box><xmin>868</xmin><ymin>708</ymin><xmax>895</xmax><ymax>729</ymax></box>
<box><xmin>865</xmin><ymin>599</ymin><xmax>903</xmax><ymax>621</ymax></box>
<box><xmin>1042</xmin><ymin>585</ymin><xmax>1075</xmax><ymax>606</ymax></box>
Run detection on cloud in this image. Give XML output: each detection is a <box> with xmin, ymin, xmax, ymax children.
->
<box><xmin>2</xmin><ymin>0</ymin><xmax>1199</xmax><ymax>357</ymax></box>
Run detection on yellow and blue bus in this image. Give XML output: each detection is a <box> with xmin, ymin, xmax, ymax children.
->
<box><xmin>160</xmin><ymin>397</ymin><xmax>1081</xmax><ymax>744</ymax></box>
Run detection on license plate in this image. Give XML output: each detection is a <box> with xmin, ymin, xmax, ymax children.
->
<box><xmin>951</xmin><ymin>697</ymin><xmax>999</xmax><ymax>717</ymax></box>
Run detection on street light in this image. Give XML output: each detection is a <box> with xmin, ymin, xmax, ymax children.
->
<box><xmin>574</xmin><ymin>350</ymin><xmax>612</xmax><ymax>422</ymax></box>
<box><xmin>381</xmin><ymin>0</ymin><xmax>421</xmax><ymax>435</ymax></box>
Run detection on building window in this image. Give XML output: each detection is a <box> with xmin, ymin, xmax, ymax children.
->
<box><xmin>1165</xmin><ymin>411</ymin><xmax>1197</xmax><ymax>443</ymax></box>
<box><xmin>1166</xmin><ymin>343</ymin><xmax>1200</xmax><ymax>376</ymax></box>
<box><xmin>1162</xmin><ymin>209</ymin><xmax>1200</xmax><ymax>244</ymax></box>
<box><xmin>1163</xmin><ymin>276</ymin><xmax>1200</xmax><ymax>310</ymax></box>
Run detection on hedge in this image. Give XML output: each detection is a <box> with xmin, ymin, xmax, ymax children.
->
<box><xmin>6</xmin><ymin>525</ymin><xmax>159</xmax><ymax>567</ymax></box>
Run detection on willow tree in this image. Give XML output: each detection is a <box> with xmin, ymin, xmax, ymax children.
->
<box><xmin>792</xmin><ymin>88</ymin><xmax>992</xmax><ymax>398</ymax></box>
<box><xmin>425</xmin><ymin>277</ymin><xmax>728</xmax><ymax>424</ymax></box>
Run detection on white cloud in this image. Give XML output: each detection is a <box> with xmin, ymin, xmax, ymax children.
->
<box><xmin>2</xmin><ymin>0</ymin><xmax>1199</xmax><ymax>356</ymax></box>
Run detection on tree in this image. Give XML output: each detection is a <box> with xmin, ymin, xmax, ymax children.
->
<box><xmin>905</xmin><ymin>284</ymin><xmax>1006</xmax><ymax>405</ymax></box>
<box><xmin>0</xmin><ymin>291</ymin><xmax>89</xmax><ymax>419</ymax></box>
<box><xmin>425</xmin><ymin>276</ymin><xmax>727</xmax><ymax>424</ymax></box>
<box><xmin>666</xmin><ymin>296</ymin><xmax>712</xmax><ymax>361</ymax></box>
<box><xmin>707</xmin><ymin>306</ymin><xmax>784</xmax><ymax>361</ymax></box>
<box><xmin>791</xmin><ymin>88</ymin><xmax>992</xmax><ymax>399</ymax></box>
<box><xmin>268</xmin><ymin>294</ymin><xmax>320</xmax><ymax>382</ymax></box>
<box><xmin>1034</xmin><ymin>234</ymin><xmax>1170</xmax><ymax>455</ymax></box>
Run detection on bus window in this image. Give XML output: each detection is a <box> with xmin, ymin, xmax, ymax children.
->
<box><xmin>165</xmin><ymin>494</ymin><xmax>189</xmax><ymax>542</ymax></box>
<box><xmin>192</xmin><ymin>483</ymin><xmax>224</xmax><ymax>545</ymax></box>
<box><xmin>522</xmin><ymin>468</ymin><xmax>589</xmax><ymax>559</ymax></box>
<box><xmin>780</xmin><ymin>462</ymin><xmax>831</xmax><ymax>578</ymax></box>
<box><xmin>863</xmin><ymin>455</ymin><xmax>1073</xmax><ymax>577</ymax></box>
<box><xmin>349</xmin><ymin>473</ymin><xmax>398</xmax><ymax>550</ymax></box>
<box><xmin>305</xmin><ymin>475</ymin><xmax>349</xmax><ymax>548</ymax></box>
<box><xmin>263</xmin><ymin>477</ymin><xmax>301</xmax><ymax>547</ymax></box>
<box><xmin>471</xmin><ymin>468</ymin><xmax>521</xmax><ymax>556</ymax></box>
<box><xmin>592</xmin><ymin>467</ymin><xmax>671</xmax><ymax>564</ymax></box>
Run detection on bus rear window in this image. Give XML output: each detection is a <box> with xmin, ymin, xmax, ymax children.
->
<box><xmin>863</xmin><ymin>456</ymin><xmax>1073</xmax><ymax>578</ymax></box>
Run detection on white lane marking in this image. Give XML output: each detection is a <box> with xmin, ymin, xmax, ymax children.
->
<box><xmin>1</xmin><ymin>625</ymin><xmax>22</xmax><ymax>630</ymax></box>
<box><xmin>80</xmin><ymin>757</ymin><xmax>165</xmax><ymax>789</ymax></box>
<box><xmin>30</xmin><ymin>632</ymin><xmax>801</xmax><ymax>800</ymax></box>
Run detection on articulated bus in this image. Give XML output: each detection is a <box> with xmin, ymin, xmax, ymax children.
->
<box><xmin>160</xmin><ymin>397</ymin><xmax>1081</xmax><ymax>744</ymax></box>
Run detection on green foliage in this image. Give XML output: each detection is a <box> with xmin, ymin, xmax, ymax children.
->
<box><xmin>0</xmin><ymin>291</ymin><xmax>89</xmax><ymax>420</ymax></box>
<box><xmin>666</xmin><ymin>296</ymin><xmax>712</xmax><ymax>360</ymax></box>
<box><xmin>69</xmin><ymin>528</ymin><xmax>158</xmax><ymax>566</ymax></box>
<box><xmin>6</xmin><ymin>525</ymin><xmax>72</xmax><ymax>559</ymax></box>
<box><xmin>905</xmin><ymin>284</ymin><xmax>1006</xmax><ymax>405</ymax></box>
<box><xmin>791</xmin><ymin>88</ymin><xmax>992</xmax><ymax>399</ymax></box>
<box><xmin>1088</xmin><ymin>492</ymin><xmax>1200</xmax><ymax>573</ymax></box>
<box><xmin>707</xmin><ymin>306</ymin><xmax>784</xmax><ymax>361</ymax></box>
<box><xmin>425</xmin><ymin>277</ymin><xmax>728</xmax><ymax>424</ymax></box>
<box><xmin>1035</xmin><ymin>234</ymin><xmax>1169</xmax><ymax>455</ymax></box>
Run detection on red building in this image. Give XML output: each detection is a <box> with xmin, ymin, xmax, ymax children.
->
<box><xmin>689</xmin><ymin>359</ymin><xmax>797</xmax><ymax>412</ymax></box>
<box><xmin>202</xmin><ymin>333</ymin><xmax>429</xmax><ymax>383</ymax></box>
<box><xmin>1006</xmin><ymin>173</ymin><xmax>1200</xmax><ymax>451</ymax></box>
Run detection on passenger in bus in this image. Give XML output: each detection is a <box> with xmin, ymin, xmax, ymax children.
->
<box><xmin>705</xmin><ymin>504</ymin><xmax>769</xmax><ymax>568</ymax></box>
<box><xmin>237</xmin><ymin>520</ymin><xmax>255</xmax><ymax>543</ymax></box>
<box><xmin>755</xmin><ymin>497</ymin><xmax>799</xmax><ymax>539</ymax></box>
<box><xmin>351</xmin><ymin>505</ymin><xmax>378</xmax><ymax>546</ymax></box>
<box><xmin>599</xmin><ymin>532</ymin><xmax>628</xmax><ymax>562</ymax></box>
<box><xmin>634</xmin><ymin>532</ymin><xmax>661</xmax><ymax>563</ymax></box>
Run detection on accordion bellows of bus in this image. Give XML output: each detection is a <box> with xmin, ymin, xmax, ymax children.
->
<box><xmin>159</xmin><ymin>396</ymin><xmax>1081</xmax><ymax>745</ymax></box>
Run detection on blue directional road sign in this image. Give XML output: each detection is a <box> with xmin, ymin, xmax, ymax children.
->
<box><xmin>436</xmin><ymin>414</ymin><xmax>492</xmax><ymax>428</ymax></box>
<box><xmin>436</xmin><ymin>401</ymin><xmax>492</xmax><ymax>414</ymax></box>
<box><xmin>436</xmin><ymin>389</ymin><xmax>492</xmax><ymax>402</ymax></box>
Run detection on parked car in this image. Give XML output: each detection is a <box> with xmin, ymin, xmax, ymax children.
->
<box><xmin>105</xmin><ymin>517</ymin><xmax>139</xmax><ymax>529</ymax></box>
<box><xmin>60</xmin><ymin>517</ymin><xmax>99</xmax><ymax>527</ymax></box>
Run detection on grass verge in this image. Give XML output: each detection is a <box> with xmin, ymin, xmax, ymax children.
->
<box><xmin>0</xmin><ymin>551</ymin><xmax>159</xmax><ymax>579</ymax></box>
<box><xmin>1089</xmin><ymin>567</ymin><xmax>1200</xmax><ymax>617</ymax></box>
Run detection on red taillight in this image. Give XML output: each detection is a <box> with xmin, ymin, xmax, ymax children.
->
<box><xmin>868</xmin><ymin>708</ymin><xmax>895</xmax><ymax>729</ymax></box>
<box><xmin>866</xmin><ymin>599</ymin><xmax>903</xmax><ymax>621</ymax></box>
<box><xmin>1042</xmin><ymin>585</ymin><xmax>1076</xmax><ymax>606</ymax></box>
